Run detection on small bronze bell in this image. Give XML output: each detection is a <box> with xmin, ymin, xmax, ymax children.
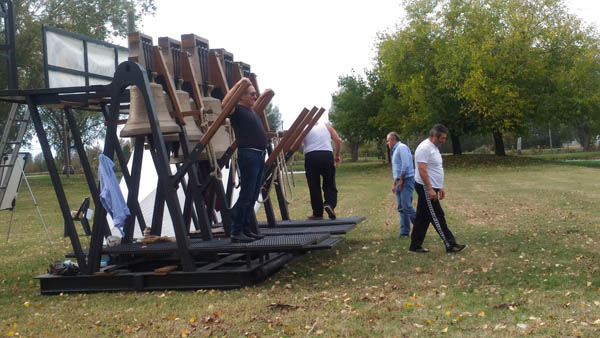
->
<box><xmin>120</xmin><ymin>73</ymin><xmax>181</xmax><ymax>137</ymax></box>
<box><xmin>199</xmin><ymin>90</ymin><xmax>232</xmax><ymax>161</ymax></box>
<box><xmin>164</xmin><ymin>81</ymin><xmax>203</xmax><ymax>143</ymax></box>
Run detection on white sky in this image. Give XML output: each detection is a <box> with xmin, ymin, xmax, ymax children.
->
<box><xmin>22</xmin><ymin>0</ymin><xmax>600</xmax><ymax>155</ymax></box>
<box><xmin>129</xmin><ymin>0</ymin><xmax>600</xmax><ymax>129</ymax></box>
<box><xmin>129</xmin><ymin>0</ymin><xmax>404</xmax><ymax>128</ymax></box>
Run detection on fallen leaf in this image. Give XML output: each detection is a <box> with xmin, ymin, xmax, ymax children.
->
<box><xmin>494</xmin><ymin>324</ymin><xmax>506</xmax><ymax>331</ymax></box>
<box><xmin>268</xmin><ymin>302</ymin><xmax>299</xmax><ymax>310</ymax></box>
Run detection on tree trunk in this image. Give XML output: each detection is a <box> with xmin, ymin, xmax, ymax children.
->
<box><xmin>451</xmin><ymin>134</ymin><xmax>462</xmax><ymax>155</ymax></box>
<box><xmin>386</xmin><ymin>143</ymin><xmax>392</xmax><ymax>164</ymax></box>
<box><xmin>492</xmin><ymin>130</ymin><xmax>506</xmax><ymax>156</ymax></box>
<box><xmin>576</xmin><ymin>127</ymin><xmax>591</xmax><ymax>151</ymax></box>
<box><xmin>351</xmin><ymin>141</ymin><xmax>359</xmax><ymax>162</ymax></box>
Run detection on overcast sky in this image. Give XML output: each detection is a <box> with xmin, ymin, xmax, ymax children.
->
<box><xmin>129</xmin><ymin>0</ymin><xmax>404</xmax><ymax>128</ymax></box>
<box><xmin>130</xmin><ymin>0</ymin><xmax>600</xmax><ymax>129</ymax></box>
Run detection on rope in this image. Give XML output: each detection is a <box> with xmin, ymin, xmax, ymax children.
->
<box><xmin>276</xmin><ymin>150</ymin><xmax>294</xmax><ymax>204</ymax></box>
<box><xmin>200</xmin><ymin>118</ymin><xmax>222</xmax><ymax>180</ymax></box>
<box><xmin>225</xmin><ymin>119</ymin><xmax>240</xmax><ymax>188</ymax></box>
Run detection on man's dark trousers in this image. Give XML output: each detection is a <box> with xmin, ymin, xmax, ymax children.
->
<box><xmin>304</xmin><ymin>150</ymin><xmax>337</xmax><ymax>217</ymax></box>
<box><xmin>410</xmin><ymin>183</ymin><xmax>456</xmax><ymax>250</ymax></box>
<box><xmin>231</xmin><ymin>148</ymin><xmax>265</xmax><ymax>235</ymax></box>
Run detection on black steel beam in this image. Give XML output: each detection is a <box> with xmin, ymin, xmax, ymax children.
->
<box><xmin>26</xmin><ymin>97</ymin><xmax>88</xmax><ymax>271</ymax></box>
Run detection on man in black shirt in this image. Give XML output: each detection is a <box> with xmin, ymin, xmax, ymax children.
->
<box><xmin>228</xmin><ymin>85</ymin><xmax>268</xmax><ymax>242</ymax></box>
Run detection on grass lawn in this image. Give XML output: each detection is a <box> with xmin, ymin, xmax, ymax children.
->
<box><xmin>1</xmin><ymin>155</ymin><xmax>599</xmax><ymax>337</ymax></box>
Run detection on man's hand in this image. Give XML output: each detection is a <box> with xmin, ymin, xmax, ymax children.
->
<box><xmin>428</xmin><ymin>187</ymin><xmax>437</xmax><ymax>200</ymax></box>
<box><xmin>439</xmin><ymin>188</ymin><xmax>446</xmax><ymax>200</ymax></box>
<box><xmin>392</xmin><ymin>179</ymin><xmax>403</xmax><ymax>193</ymax></box>
<box><xmin>334</xmin><ymin>155</ymin><xmax>341</xmax><ymax>165</ymax></box>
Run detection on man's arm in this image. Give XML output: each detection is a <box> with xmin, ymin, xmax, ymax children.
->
<box><xmin>326</xmin><ymin>124</ymin><xmax>342</xmax><ymax>165</ymax></box>
<box><xmin>417</xmin><ymin>162</ymin><xmax>437</xmax><ymax>200</ymax></box>
<box><xmin>391</xmin><ymin>149</ymin><xmax>402</xmax><ymax>193</ymax></box>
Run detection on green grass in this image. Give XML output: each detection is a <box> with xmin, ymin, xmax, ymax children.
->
<box><xmin>527</xmin><ymin>151</ymin><xmax>600</xmax><ymax>160</ymax></box>
<box><xmin>526</xmin><ymin>151</ymin><xmax>600</xmax><ymax>169</ymax></box>
<box><xmin>2</xmin><ymin>156</ymin><xmax>600</xmax><ymax>337</ymax></box>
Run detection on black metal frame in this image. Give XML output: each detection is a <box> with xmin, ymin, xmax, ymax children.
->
<box><xmin>42</xmin><ymin>25</ymin><xmax>128</xmax><ymax>88</ymax></box>
<box><xmin>0</xmin><ymin>23</ymin><xmax>364</xmax><ymax>292</ymax></box>
<box><xmin>0</xmin><ymin>0</ymin><xmax>17</xmax><ymax>89</ymax></box>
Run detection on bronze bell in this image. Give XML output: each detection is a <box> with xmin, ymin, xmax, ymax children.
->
<box><xmin>164</xmin><ymin>81</ymin><xmax>203</xmax><ymax>143</ymax></box>
<box><xmin>199</xmin><ymin>91</ymin><xmax>232</xmax><ymax>161</ymax></box>
<box><xmin>120</xmin><ymin>73</ymin><xmax>181</xmax><ymax>137</ymax></box>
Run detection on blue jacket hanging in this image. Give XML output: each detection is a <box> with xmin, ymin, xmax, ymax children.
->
<box><xmin>98</xmin><ymin>154</ymin><xmax>130</xmax><ymax>235</ymax></box>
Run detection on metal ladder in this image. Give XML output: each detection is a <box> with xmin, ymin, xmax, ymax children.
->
<box><xmin>0</xmin><ymin>103</ymin><xmax>29</xmax><ymax>204</ymax></box>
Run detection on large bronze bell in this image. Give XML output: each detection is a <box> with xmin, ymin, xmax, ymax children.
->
<box><xmin>120</xmin><ymin>74</ymin><xmax>181</xmax><ymax>137</ymax></box>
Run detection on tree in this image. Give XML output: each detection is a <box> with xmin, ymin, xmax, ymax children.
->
<box><xmin>375</xmin><ymin>0</ymin><xmax>600</xmax><ymax>156</ymax></box>
<box><xmin>3</xmin><ymin>0</ymin><xmax>155</xmax><ymax>172</ymax></box>
<box><xmin>330</xmin><ymin>72</ymin><xmax>381</xmax><ymax>161</ymax></box>
<box><xmin>375</xmin><ymin>0</ymin><xmax>479</xmax><ymax>155</ymax></box>
<box><xmin>264</xmin><ymin>103</ymin><xmax>282</xmax><ymax>131</ymax></box>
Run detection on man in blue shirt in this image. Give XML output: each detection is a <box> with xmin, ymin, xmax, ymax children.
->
<box><xmin>386</xmin><ymin>132</ymin><xmax>416</xmax><ymax>237</ymax></box>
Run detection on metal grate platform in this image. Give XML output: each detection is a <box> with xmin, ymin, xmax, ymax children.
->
<box><xmin>258</xmin><ymin>216</ymin><xmax>366</xmax><ymax>228</ymax></box>
<box><xmin>303</xmin><ymin>237</ymin><xmax>345</xmax><ymax>251</ymax></box>
<box><xmin>260</xmin><ymin>224</ymin><xmax>356</xmax><ymax>235</ymax></box>
<box><xmin>101</xmin><ymin>234</ymin><xmax>330</xmax><ymax>255</ymax></box>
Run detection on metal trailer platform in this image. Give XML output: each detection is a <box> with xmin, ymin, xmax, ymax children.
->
<box><xmin>45</xmin><ymin>235</ymin><xmax>346</xmax><ymax>294</ymax></box>
<box><xmin>260</xmin><ymin>223</ymin><xmax>356</xmax><ymax>235</ymax></box>
<box><xmin>258</xmin><ymin>216</ymin><xmax>366</xmax><ymax>228</ymax></box>
<box><xmin>36</xmin><ymin>251</ymin><xmax>295</xmax><ymax>294</ymax></box>
<box><xmin>101</xmin><ymin>234</ymin><xmax>330</xmax><ymax>255</ymax></box>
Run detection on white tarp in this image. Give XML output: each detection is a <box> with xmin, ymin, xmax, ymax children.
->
<box><xmin>106</xmin><ymin>148</ymin><xmax>261</xmax><ymax>238</ymax></box>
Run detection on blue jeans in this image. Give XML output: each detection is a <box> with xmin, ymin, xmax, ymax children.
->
<box><xmin>396</xmin><ymin>176</ymin><xmax>416</xmax><ymax>235</ymax></box>
<box><xmin>231</xmin><ymin>148</ymin><xmax>265</xmax><ymax>235</ymax></box>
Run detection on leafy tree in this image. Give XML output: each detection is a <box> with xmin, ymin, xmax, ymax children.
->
<box><xmin>330</xmin><ymin>72</ymin><xmax>381</xmax><ymax>161</ymax></box>
<box><xmin>376</xmin><ymin>0</ymin><xmax>479</xmax><ymax>155</ymax></box>
<box><xmin>375</xmin><ymin>0</ymin><xmax>600</xmax><ymax>155</ymax></box>
<box><xmin>264</xmin><ymin>103</ymin><xmax>282</xmax><ymax>131</ymax></box>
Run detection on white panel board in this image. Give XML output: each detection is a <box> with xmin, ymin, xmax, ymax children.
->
<box><xmin>87</xmin><ymin>42</ymin><xmax>115</xmax><ymax>77</ymax></box>
<box><xmin>48</xmin><ymin>69</ymin><xmax>85</xmax><ymax>88</ymax></box>
<box><xmin>46</xmin><ymin>30</ymin><xmax>85</xmax><ymax>71</ymax></box>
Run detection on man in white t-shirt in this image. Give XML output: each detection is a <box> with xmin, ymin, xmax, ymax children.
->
<box><xmin>302</xmin><ymin>122</ymin><xmax>342</xmax><ymax>220</ymax></box>
<box><xmin>409</xmin><ymin>124</ymin><xmax>466</xmax><ymax>254</ymax></box>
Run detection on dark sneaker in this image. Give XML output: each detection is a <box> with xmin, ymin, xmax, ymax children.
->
<box><xmin>307</xmin><ymin>215</ymin><xmax>323</xmax><ymax>220</ymax></box>
<box><xmin>408</xmin><ymin>247</ymin><xmax>430</xmax><ymax>253</ymax></box>
<box><xmin>324</xmin><ymin>205</ymin><xmax>336</xmax><ymax>220</ymax></box>
<box><xmin>446</xmin><ymin>244</ymin><xmax>466</xmax><ymax>253</ymax></box>
<box><xmin>231</xmin><ymin>233</ymin><xmax>254</xmax><ymax>243</ymax></box>
<box><xmin>244</xmin><ymin>231</ymin><xmax>265</xmax><ymax>240</ymax></box>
